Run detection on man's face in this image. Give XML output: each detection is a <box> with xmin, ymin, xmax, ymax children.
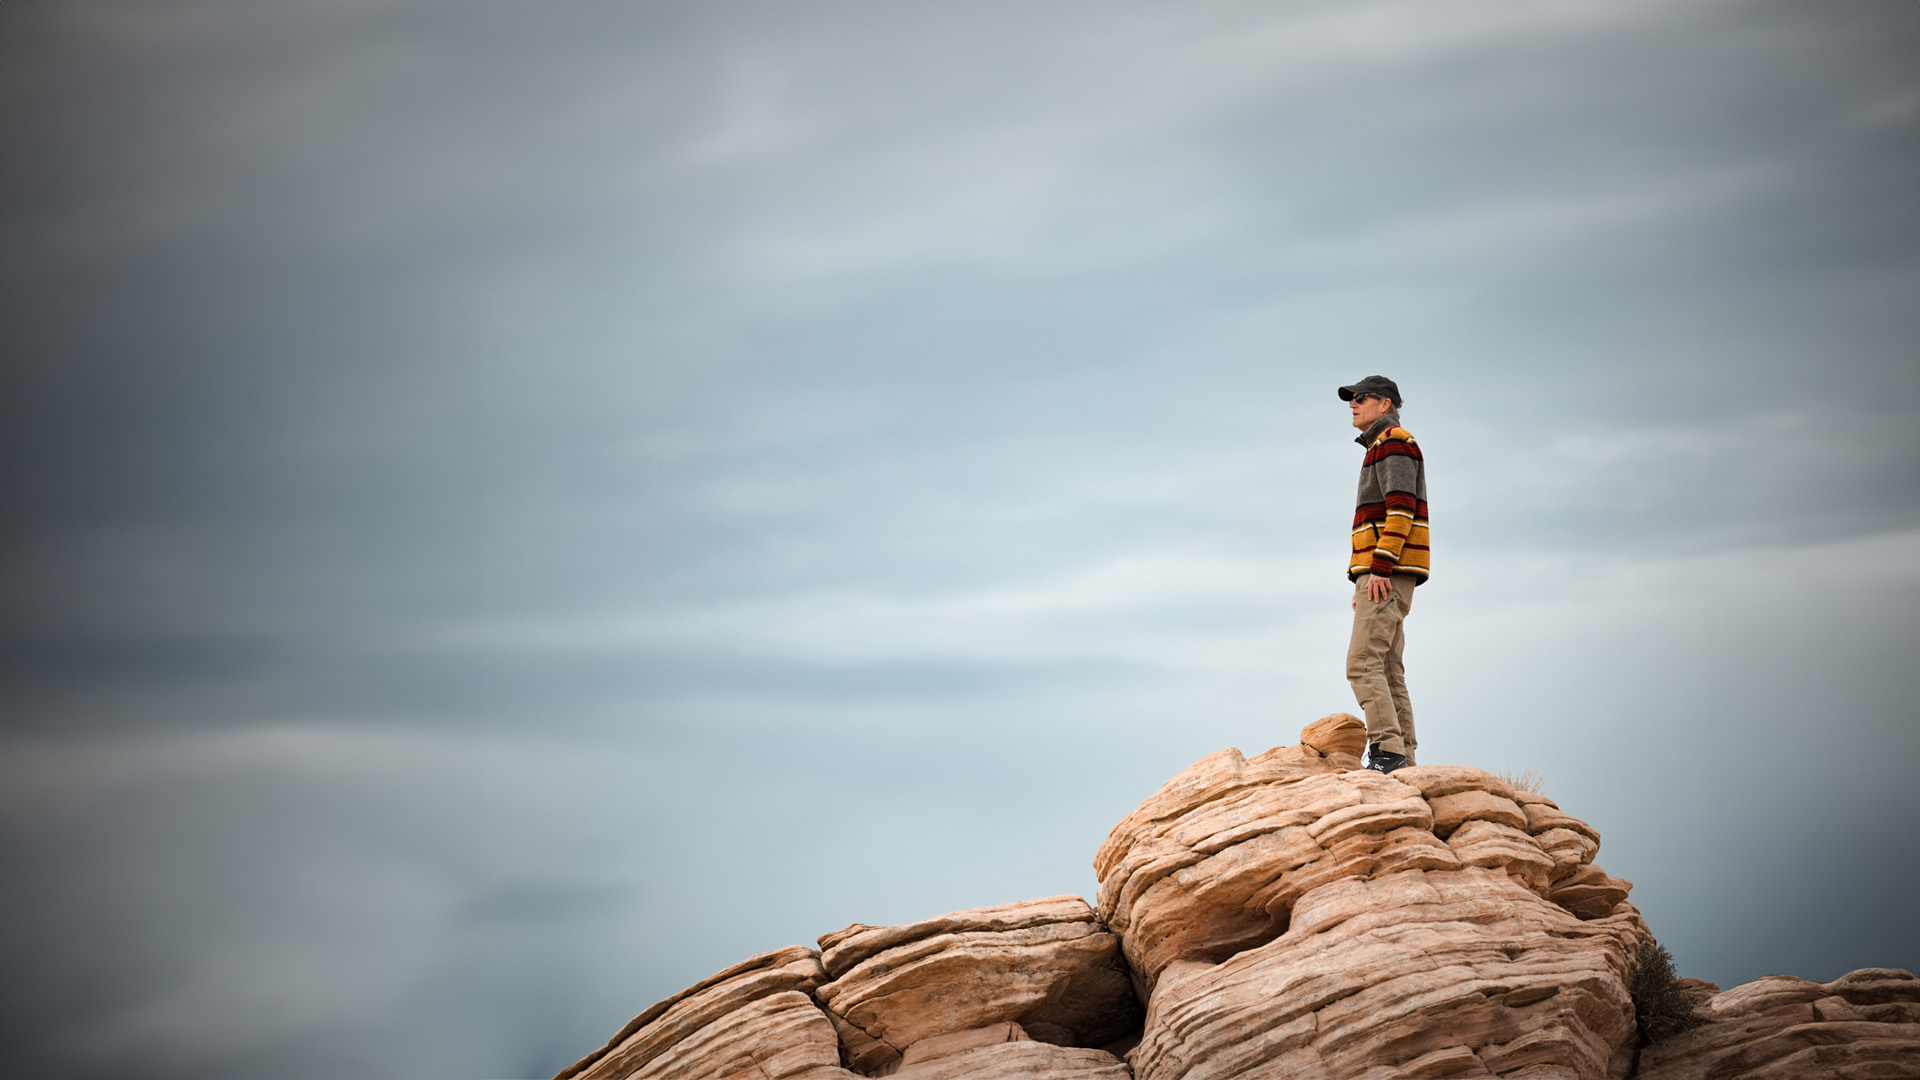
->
<box><xmin>1349</xmin><ymin>393</ymin><xmax>1394</xmax><ymax>430</ymax></box>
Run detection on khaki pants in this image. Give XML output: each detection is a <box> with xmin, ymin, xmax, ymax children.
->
<box><xmin>1346</xmin><ymin>573</ymin><xmax>1417</xmax><ymax>761</ymax></box>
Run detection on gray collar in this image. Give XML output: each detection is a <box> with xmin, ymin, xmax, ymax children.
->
<box><xmin>1354</xmin><ymin>409</ymin><xmax>1400</xmax><ymax>447</ymax></box>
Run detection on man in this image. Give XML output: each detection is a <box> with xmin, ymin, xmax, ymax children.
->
<box><xmin>1338</xmin><ymin>375</ymin><xmax>1430</xmax><ymax>774</ymax></box>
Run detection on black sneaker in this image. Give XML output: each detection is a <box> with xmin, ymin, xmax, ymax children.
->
<box><xmin>1367</xmin><ymin>747</ymin><xmax>1408</xmax><ymax>774</ymax></box>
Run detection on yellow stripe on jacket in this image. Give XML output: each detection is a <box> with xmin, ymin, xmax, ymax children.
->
<box><xmin>1348</xmin><ymin>425</ymin><xmax>1430</xmax><ymax>582</ymax></box>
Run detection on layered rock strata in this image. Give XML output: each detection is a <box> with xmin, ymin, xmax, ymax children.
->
<box><xmin>1096</xmin><ymin>715</ymin><xmax>1645</xmax><ymax>1079</ymax></box>
<box><xmin>1635</xmin><ymin>968</ymin><xmax>1920</xmax><ymax>1079</ymax></box>
<box><xmin>885</xmin><ymin>1023</ymin><xmax>1134</xmax><ymax>1080</ymax></box>
<box><xmin>557</xmin><ymin>714</ymin><xmax>1911</xmax><ymax>1080</ymax></box>
<box><xmin>816</xmin><ymin>895</ymin><xmax>1142</xmax><ymax>1072</ymax></box>
<box><xmin>557</xmin><ymin>897</ymin><xmax>1138</xmax><ymax>1080</ymax></box>
<box><xmin>556</xmin><ymin>946</ymin><xmax>846</xmax><ymax>1080</ymax></box>
<box><xmin>1128</xmin><ymin>869</ymin><xmax>1644</xmax><ymax>1079</ymax></box>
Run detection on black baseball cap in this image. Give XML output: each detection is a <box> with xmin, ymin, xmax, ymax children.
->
<box><xmin>1338</xmin><ymin>376</ymin><xmax>1402</xmax><ymax>406</ymax></box>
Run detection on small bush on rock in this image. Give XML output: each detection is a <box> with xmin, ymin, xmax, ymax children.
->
<box><xmin>1632</xmin><ymin>938</ymin><xmax>1706</xmax><ymax>1043</ymax></box>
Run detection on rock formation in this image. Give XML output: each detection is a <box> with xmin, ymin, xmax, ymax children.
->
<box><xmin>557</xmin><ymin>897</ymin><xmax>1140</xmax><ymax>1080</ymax></box>
<box><xmin>1634</xmin><ymin>968</ymin><xmax>1920</xmax><ymax>1079</ymax></box>
<box><xmin>556</xmin><ymin>946</ymin><xmax>843</xmax><ymax>1080</ymax></box>
<box><xmin>1096</xmin><ymin>718</ymin><xmax>1645</xmax><ymax>1079</ymax></box>
<box><xmin>815</xmin><ymin>895</ymin><xmax>1141</xmax><ymax>1072</ymax></box>
<box><xmin>556</xmin><ymin>713</ymin><xmax>1918</xmax><ymax>1080</ymax></box>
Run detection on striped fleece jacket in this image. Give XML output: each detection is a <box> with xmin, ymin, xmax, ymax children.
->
<box><xmin>1349</xmin><ymin>411</ymin><xmax>1431</xmax><ymax>583</ymax></box>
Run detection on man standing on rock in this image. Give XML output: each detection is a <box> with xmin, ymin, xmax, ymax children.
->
<box><xmin>1339</xmin><ymin>376</ymin><xmax>1429</xmax><ymax>775</ymax></box>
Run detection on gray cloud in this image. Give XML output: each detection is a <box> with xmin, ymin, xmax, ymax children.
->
<box><xmin>3</xmin><ymin>1</ymin><xmax>1918</xmax><ymax>1077</ymax></box>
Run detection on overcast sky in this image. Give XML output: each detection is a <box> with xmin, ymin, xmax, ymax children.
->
<box><xmin>3</xmin><ymin>2</ymin><xmax>1918</xmax><ymax>1078</ymax></box>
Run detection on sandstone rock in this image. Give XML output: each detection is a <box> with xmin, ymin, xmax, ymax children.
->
<box><xmin>1392</xmin><ymin>765</ymin><xmax>1516</xmax><ymax>802</ymax></box>
<box><xmin>1446</xmin><ymin>818</ymin><xmax>1556</xmax><ymax>893</ymax></box>
<box><xmin>1092</xmin><ymin>727</ymin><xmax>1641</xmax><ymax>1005</ymax></box>
<box><xmin>895</xmin><ymin>1041</ymin><xmax>1132</xmax><ymax>1080</ymax></box>
<box><xmin>556</xmin><ymin>946</ymin><xmax>850</xmax><ymax>1080</ymax></box>
<box><xmin>556</xmin><ymin>727</ymin><xmax>1911</xmax><ymax>1080</ymax></box>
<box><xmin>1522</xmin><ymin>800</ymin><xmax>1602</xmax><ymax>848</ymax></box>
<box><xmin>1094</xmin><ymin>728</ymin><xmax>1649</xmax><ymax>1079</ymax></box>
<box><xmin>1635</xmin><ymin>967</ymin><xmax>1920</xmax><ymax>1079</ymax></box>
<box><xmin>894</xmin><ymin>1022</ymin><xmax>1030</xmax><ymax>1068</ymax></box>
<box><xmin>814</xmin><ymin>895</ymin><xmax>1140</xmax><ymax>1073</ymax></box>
<box><xmin>1674</xmin><ymin>976</ymin><xmax>1722</xmax><ymax>1007</ymax></box>
<box><xmin>825</xmin><ymin>1009</ymin><xmax>900</xmax><ymax>1076</ymax></box>
<box><xmin>1534</xmin><ymin>826</ymin><xmax>1601</xmax><ymax>882</ymax></box>
<box><xmin>559</xmin><ymin>925</ymin><xmax>1140</xmax><ymax>1080</ymax></box>
<box><xmin>1235</xmin><ymin>825</ymin><xmax>1462</xmax><ymax>962</ymax></box>
<box><xmin>1094</xmin><ymin>744</ymin><xmax>1341</xmax><ymax>887</ymax></box>
<box><xmin>888</xmin><ymin>1022</ymin><xmax>1132</xmax><ymax>1080</ymax></box>
<box><xmin>1097</xmin><ymin>761</ymin><xmax>1436</xmax><ymax>993</ymax></box>
<box><xmin>1298</xmin><ymin>711</ymin><xmax>1367</xmax><ymax>770</ymax></box>
<box><xmin>1127</xmin><ymin>868</ymin><xmax>1643</xmax><ymax>1080</ymax></box>
<box><xmin>1547</xmin><ymin>864</ymin><xmax>1634</xmax><ymax>921</ymax></box>
<box><xmin>1427</xmin><ymin>789</ymin><xmax>1530</xmax><ymax>838</ymax></box>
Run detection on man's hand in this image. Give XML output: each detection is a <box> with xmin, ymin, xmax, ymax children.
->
<box><xmin>1366</xmin><ymin>574</ymin><xmax>1394</xmax><ymax>603</ymax></box>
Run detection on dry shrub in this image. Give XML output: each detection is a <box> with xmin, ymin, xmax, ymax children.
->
<box><xmin>1632</xmin><ymin>938</ymin><xmax>1707</xmax><ymax>1043</ymax></box>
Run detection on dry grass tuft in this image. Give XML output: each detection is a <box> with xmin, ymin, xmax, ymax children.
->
<box><xmin>1496</xmin><ymin>768</ymin><xmax>1546</xmax><ymax>794</ymax></box>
